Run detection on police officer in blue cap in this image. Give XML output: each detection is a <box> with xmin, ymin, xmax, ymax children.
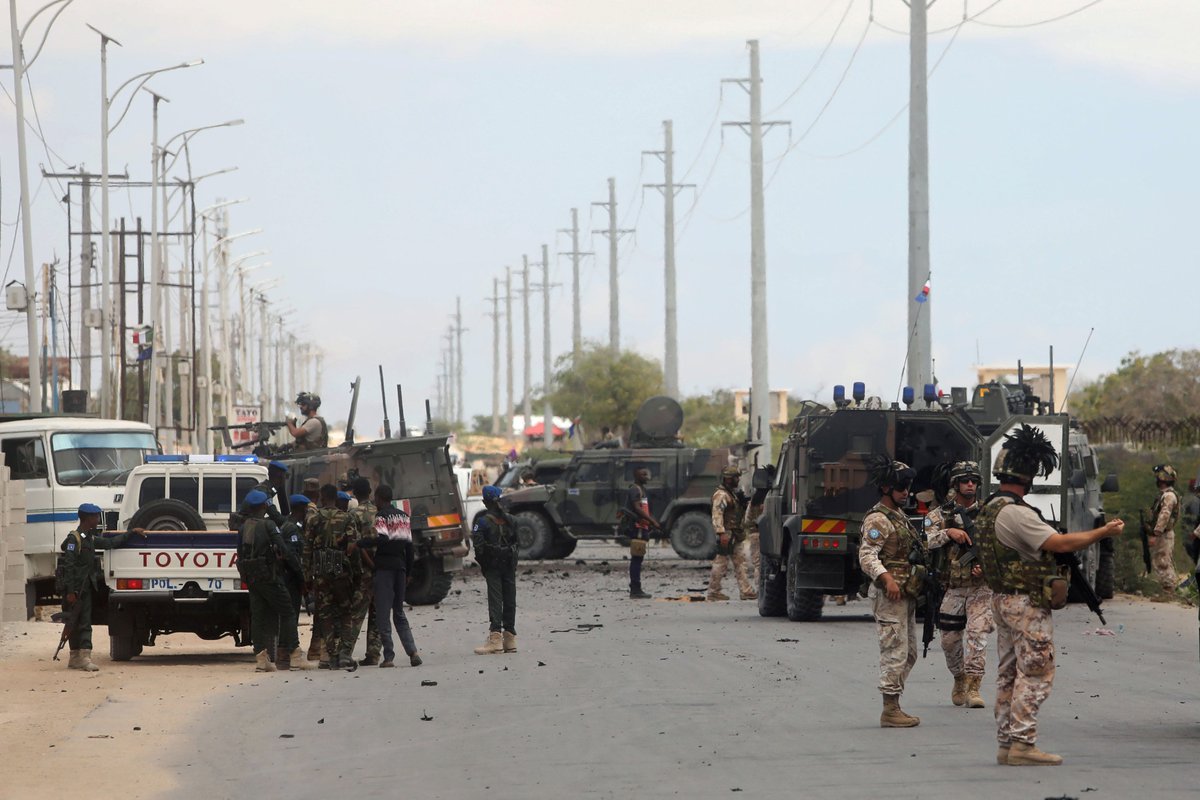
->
<box><xmin>237</xmin><ymin>489</ymin><xmax>299</xmax><ymax>672</ymax></box>
<box><xmin>228</xmin><ymin>460</ymin><xmax>290</xmax><ymax>531</ymax></box>
<box><xmin>277</xmin><ymin>494</ymin><xmax>316</xmax><ymax>669</ymax></box>
<box><xmin>57</xmin><ymin>504</ymin><xmax>145</xmax><ymax>671</ymax></box>
<box><xmin>472</xmin><ymin>485</ymin><xmax>519</xmax><ymax>655</ymax></box>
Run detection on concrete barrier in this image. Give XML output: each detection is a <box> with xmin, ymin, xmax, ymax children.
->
<box><xmin>1</xmin><ymin>455</ymin><xmax>30</xmax><ymax>621</ymax></box>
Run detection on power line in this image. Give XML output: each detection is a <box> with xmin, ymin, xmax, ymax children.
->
<box><xmin>869</xmin><ymin>0</ymin><xmax>1004</xmax><ymax>36</ymax></box>
<box><xmin>767</xmin><ymin>0</ymin><xmax>858</xmax><ymax>115</ymax></box>
<box><xmin>971</xmin><ymin>0</ymin><xmax>1105</xmax><ymax>28</ymax></box>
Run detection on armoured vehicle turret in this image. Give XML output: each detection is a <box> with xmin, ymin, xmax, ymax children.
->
<box><xmin>756</xmin><ymin>381</ymin><xmax>1118</xmax><ymax>621</ymax></box>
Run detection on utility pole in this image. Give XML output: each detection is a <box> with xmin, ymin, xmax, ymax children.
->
<box><xmin>519</xmin><ymin>257</ymin><xmax>532</xmax><ymax>434</ymax></box>
<box><xmin>591</xmin><ymin>178</ymin><xmax>634</xmax><ymax>351</ymax></box>
<box><xmin>504</xmin><ymin>266</ymin><xmax>514</xmax><ymax>437</ymax></box>
<box><xmin>723</xmin><ymin>39</ymin><xmax>788</xmax><ymax>463</ymax></box>
<box><xmin>532</xmin><ymin>244</ymin><xmax>559</xmax><ymax>449</ymax></box>
<box><xmin>644</xmin><ymin>119</ymin><xmax>694</xmax><ymax>400</ymax></box>
<box><xmin>486</xmin><ymin>278</ymin><xmax>503</xmax><ymax>435</ymax></box>
<box><xmin>452</xmin><ymin>297</ymin><xmax>466</xmax><ymax>426</ymax></box>
<box><xmin>444</xmin><ymin>327</ymin><xmax>456</xmax><ymax>424</ymax></box>
<box><xmin>80</xmin><ymin>176</ymin><xmax>94</xmax><ymax>400</ymax></box>
<box><xmin>908</xmin><ymin>0</ymin><xmax>933</xmax><ymax>392</ymax></box>
<box><xmin>557</xmin><ymin>208</ymin><xmax>591</xmax><ymax>364</ymax></box>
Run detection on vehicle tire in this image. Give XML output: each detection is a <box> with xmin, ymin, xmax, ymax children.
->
<box><xmin>758</xmin><ymin>555</ymin><xmax>787</xmax><ymax>617</ymax></box>
<box><xmin>406</xmin><ymin>559</ymin><xmax>454</xmax><ymax>605</ymax></box>
<box><xmin>128</xmin><ymin>498</ymin><xmax>206</xmax><ymax>532</ymax></box>
<box><xmin>546</xmin><ymin>537</ymin><xmax>578</xmax><ymax>559</ymax></box>
<box><xmin>1095</xmin><ymin>537</ymin><xmax>1115</xmax><ymax>600</ymax></box>
<box><xmin>785</xmin><ymin>546</ymin><xmax>824</xmax><ymax>621</ymax></box>
<box><xmin>669</xmin><ymin>511</ymin><xmax>716</xmax><ymax>560</ymax></box>
<box><xmin>109</xmin><ymin>631</ymin><xmax>139</xmax><ymax>661</ymax></box>
<box><xmin>513</xmin><ymin>511</ymin><xmax>554</xmax><ymax>560</ymax></box>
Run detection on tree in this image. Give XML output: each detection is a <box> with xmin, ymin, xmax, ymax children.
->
<box><xmin>679</xmin><ymin>389</ymin><xmax>744</xmax><ymax>449</ymax></box>
<box><xmin>547</xmin><ymin>343</ymin><xmax>663</xmax><ymax>436</ymax></box>
<box><xmin>1071</xmin><ymin>349</ymin><xmax>1200</xmax><ymax>420</ymax></box>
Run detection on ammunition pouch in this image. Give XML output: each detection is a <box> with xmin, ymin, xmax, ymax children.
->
<box><xmin>902</xmin><ymin>565</ymin><xmax>926</xmax><ymax>600</ymax></box>
<box><xmin>1044</xmin><ymin>574</ymin><xmax>1069</xmax><ymax>610</ymax></box>
<box><xmin>630</xmin><ymin>539</ymin><xmax>648</xmax><ymax>558</ymax></box>
<box><xmin>238</xmin><ymin>556</ymin><xmax>276</xmax><ymax>585</ymax></box>
<box><xmin>313</xmin><ymin>548</ymin><xmax>348</xmax><ymax>580</ymax></box>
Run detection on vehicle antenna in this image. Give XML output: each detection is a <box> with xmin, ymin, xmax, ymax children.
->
<box><xmin>1048</xmin><ymin>345</ymin><xmax>1055</xmax><ymax>415</ymax></box>
<box><xmin>396</xmin><ymin>384</ymin><xmax>408</xmax><ymax>438</ymax></box>
<box><xmin>379</xmin><ymin>366</ymin><xmax>392</xmax><ymax>439</ymax></box>
<box><xmin>1059</xmin><ymin>328</ymin><xmax>1094</xmax><ymax>413</ymax></box>
<box><xmin>424</xmin><ymin>399</ymin><xmax>434</xmax><ymax>434</ymax></box>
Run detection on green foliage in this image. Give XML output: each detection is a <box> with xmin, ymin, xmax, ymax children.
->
<box><xmin>470</xmin><ymin>414</ymin><xmax>492</xmax><ymax>434</ymax></box>
<box><xmin>679</xmin><ymin>389</ymin><xmax>744</xmax><ymax>449</ymax></box>
<box><xmin>547</xmin><ymin>343</ymin><xmax>663</xmax><ymax>435</ymax></box>
<box><xmin>1072</xmin><ymin>349</ymin><xmax>1200</xmax><ymax>421</ymax></box>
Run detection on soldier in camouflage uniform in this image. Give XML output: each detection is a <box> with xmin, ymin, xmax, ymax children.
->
<box><xmin>237</xmin><ymin>490</ymin><xmax>300</xmax><ymax>672</ymax></box>
<box><xmin>1147</xmin><ymin>464</ymin><xmax>1181</xmax><ymax>592</ymax></box>
<box><xmin>926</xmin><ymin>460</ymin><xmax>992</xmax><ymax>709</ymax></box>
<box><xmin>976</xmin><ymin>424</ymin><xmax>1124</xmax><ymax>766</ymax></box>
<box><xmin>707</xmin><ymin>466</ymin><xmax>756</xmax><ymax>601</ymax></box>
<box><xmin>349</xmin><ymin>477</ymin><xmax>383</xmax><ymax>666</ymax></box>
<box><xmin>859</xmin><ymin>457</ymin><xmax>971</xmax><ymax>728</ymax></box>
<box><xmin>303</xmin><ymin>483</ymin><xmax>363</xmax><ymax>671</ymax></box>
<box><xmin>301</xmin><ymin>477</ymin><xmax>325</xmax><ymax>661</ymax></box>
<box><xmin>741</xmin><ymin>464</ymin><xmax>774</xmax><ymax>587</ymax></box>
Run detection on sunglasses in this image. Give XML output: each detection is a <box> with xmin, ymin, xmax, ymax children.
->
<box><xmin>956</xmin><ymin>477</ymin><xmax>980</xmax><ymax>485</ymax></box>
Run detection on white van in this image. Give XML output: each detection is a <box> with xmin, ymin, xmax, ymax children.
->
<box><xmin>0</xmin><ymin>417</ymin><xmax>158</xmax><ymax>617</ymax></box>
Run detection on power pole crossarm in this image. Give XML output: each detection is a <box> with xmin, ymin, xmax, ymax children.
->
<box><xmin>591</xmin><ymin>177</ymin><xmax>634</xmax><ymax>351</ymax></box>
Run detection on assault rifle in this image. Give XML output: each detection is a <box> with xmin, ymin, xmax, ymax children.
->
<box><xmin>1049</xmin><ymin>507</ymin><xmax>1107</xmax><ymax>625</ymax></box>
<box><xmin>1137</xmin><ymin>511</ymin><xmax>1153</xmax><ymax>575</ymax></box>
<box><xmin>51</xmin><ymin>599</ymin><xmax>85</xmax><ymax>661</ymax></box>
<box><xmin>908</xmin><ymin>532</ymin><xmax>942</xmax><ymax>658</ymax></box>
<box><xmin>210</xmin><ymin>417</ymin><xmax>291</xmax><ymax>458</ymax></box>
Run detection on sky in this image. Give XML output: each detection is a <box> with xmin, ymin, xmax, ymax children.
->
<box><xmin>0</xmin><ymin>0</ymin><xmax>1196</xmax><ymax>437</ymax></box>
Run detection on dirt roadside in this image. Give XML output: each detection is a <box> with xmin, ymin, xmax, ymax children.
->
<box><xmin>0</xmin><ymin>613</ymin><xmax>310</xmax><ymax>800</ymax></box>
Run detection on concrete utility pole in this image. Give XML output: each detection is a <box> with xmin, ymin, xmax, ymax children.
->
<box><xmin>486</xmin><ymin>278</ymin><xmax>503</xmax><ymax>435</ymax></box>
<box><xmin>557</xmin><ymin>208</ymin><xmax>591</xmax><ymax>364</ymax></box>
<box><xmin>723</xmin><ymin>39</ymin><xmax>788</xmax><ymax>462</ymax></box>
<box><xmin>452</xmin><ymin>297</ymin><xmax>465</xmax><ymax>426</ymax></box>
<box><xmin>519</xmin><ymin>257</ymin><xmax>532</xmax><ymax>434</ymax></box>
<box><xmin>907</xmin><ymin>0</ymin><xmax>933</xmax><ymax>392</ymax></box>
<box><xmin>80</xmin><ymin>177</ymin><xmax>94</xmax><ymax>398</ymax></box>
<box><xmin>444</xmin><ymin>328</ymin><xmax>456</xmax><ymax>424</ymax></box>
<box><xmin>644</xmin><ymin>120</ymin><xmax>695</xmax><ymax>400</ymax></box>
<box><xmin>148</xmin><ymin>90</ymin><xmax>167</xmax><ymax>437</ymax></box>
<box><xmin>591</xmin><ymin>178</ymin><xmax>634</xmax><ymax>351</ymax></box>
<box><xmin>504</xmin><ymin>266</ymin><xmax>514</xmax><ymax>436</ymax></box>
<box><xmin>532</xmin><ymin>244</ymin><xmax>559</xmax><ymax>449</ymax></box>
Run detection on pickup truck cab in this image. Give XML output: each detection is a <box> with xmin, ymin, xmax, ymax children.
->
<box><xmin>101</xmin><ymin>454</ymin><xmax>275</xmax><ymax>660</ymax></box>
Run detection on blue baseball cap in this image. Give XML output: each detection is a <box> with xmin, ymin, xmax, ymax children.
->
<box><xmin>78</xmin><ymin>502</ymin><xmax>102</xmax><ymax>515</ymax></box>
<box><xmin>336</xmin><ymin>491</ymin><xmax>351</xmax><ymax>501</ymax></box>
<box><xmin>268</xmin><ymin>460</ymin><xmax>289</xmax><ymax>473</ymax></box>
<box><xmin>289</xmin><ymin>494</ymin><xmax>311</xmax><ymax>506</ymax></box>
<box><xmin>244</xmin><ymin>489</ymin><xmax>270</xmax><ymax>506</ymax></box>
<box><xmin>482</xmin><ymin>485</ymin><xmax>502</xmax><ymax>501</ymax></box>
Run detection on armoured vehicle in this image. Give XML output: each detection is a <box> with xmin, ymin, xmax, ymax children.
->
<box><xmin>756</xmin><ymin>381</ymin><xmax>1118</xmax><ymax>621</ymax></box>
<box><xmin>498</xmin><ymin>397</ymin><xmax>740</xmax><ymax>560</ymax></box>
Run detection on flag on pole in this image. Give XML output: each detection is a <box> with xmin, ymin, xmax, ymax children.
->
<box><xmin>914</xmin><ymin>279</ymin><xmax>930</xmax><ymax>303</ymax></box>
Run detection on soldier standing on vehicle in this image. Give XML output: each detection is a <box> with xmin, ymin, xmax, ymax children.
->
<box><xmin>976</xmin><ymin>424</ymin><xmax>1124</xmax><ymax>766</ymax></box>
<box><xmin>237</xmin><ymin>490</ymin><xmax>300</xmax><ymax>672</ymax></box>
<box><xmin>925</xmin><ymin>461</ymin><xmax>992</xmax><ymax>709</ymax></box>
<box><xmin>621</xmin><ymin>468</ymin><xmax>661</xmax><ymax>599</ymax></box>
<box><xmin>349</xmin><ymin>477</ymin><xmax>383</xmax><ymax>666</ymax></box>
<box><xmin>280</xmin><ymin>494</ymin><xmax>316</xmax><ymax>670</ymax></box>
<box><xmin>304</xmin><ymin>483</ymin><xmax>363</xmax><ymax>670</ymax></box>
<box><xmin>57</xmin><ymin>504</ymin><xmax>145</xmax><ymax>671</ymax></box>
<box><xmin>286</xmin><ymin>392</ymin><xmax>329</xmax><ymax>452</ymax></box>
<box><xmin>707</xmin><ymin>466</ymin><xmax>756</xmax><ymax>602</ymax></box>
<box><xmin>472</xmin><ymin>485</ymin><xmax>519</xmax><ymax>655</ymax></box>
<box><xmin>1147</xmin><ymin>464</ymin><xmax>1181</xmax><ymax>592</ymax></box>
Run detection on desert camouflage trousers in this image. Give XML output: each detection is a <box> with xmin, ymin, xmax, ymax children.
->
<box><xmin>939</xmin><ymin>584</ymin><xmax>994</xmax><ymax>677</ymax></box>
<box><xmin>709</xmin><ymin>543</ymin><xmax>753</xmax><ymax>595</ymax></box>
<box><xmin>870</xmin><ymin>588</ymin><xmax>917</xmax><ymax>696</ymax></box>
<box><xmin>745</xmin><ymin>532</ymin><xmax>761</xmax><ymax>585</ymax></box>
<box><xmin>1151</xmin><ymin>530</ymin><xmax>1179</xmax><ymax>590</ymax></box>
<box><xmin>993</xmin><ymin>593</ymin><xmax>1055</xmax><ymax>745</ymax></box>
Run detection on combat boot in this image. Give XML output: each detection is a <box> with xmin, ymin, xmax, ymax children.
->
<box><xmin>996</xmin><ymin>745</ymin><xmax>1011</xmax><ymax>765</ymax></box>
<box><xmin>965</xmin><ymin>675</ymin><xmax>985</xmax><ymax>708</ymax></box>
<box><xmin>474</xmin><ymin>631</ymin><xmax>504</xmax><ymax>655</ymax></box>
<box><xmin>275</xmin><ymin>647</ymin><xmax>291</xmax><ymax>671</ymax></box>
<box><xmin>1006</xmin><ymin>742</ymin><xmax>1062</xmax><ymax>766</ymax></box>
<box><xmin>409</xmin><ymin>652</ymin><xmax>423</xmax><ymax>667</ymax></box>
<box><xmin>880</xmin><ymin>694</ymin><xmax>920</xmax><ymax>728</ymax></box>
<box><xmin>337</xmin><ymin>654</ymin><xmax>358</xmax><ymax>672</ymax></box>
<box><xmin>739</xmin><ymin>589</ymin><xmax>758</xmax><ymax>600</ymax></box>
<box><xmin>707</xmin><ymin>591</ymin><xmax>730</xmax><ymax>601</ymax></box>
<box><xmin>630</xmin><ymin>584</ymin><xmax>652</xmax><ymax>599</ymax></box>
<box><xmin>307</xmin><ymin>636</ymin><xmax>324</xmax><ymax>661</ymax></box>
<box><xmin>951</xmin><ymin>674</ymin><xmax>967</xmax><ymax>706</ymax></box>
<box><xmin>358</xmin><ymin>655</ymin><xmax>379</xmax><ymax>667</ymax></box>
<box><xmin>78</xmin><ymin>649</ymin><xmax>100</xmax><ymax>672</ymax></box>
<box><xmin>290</xmin><ymin>648</ymin><xmax>316</xmax><ymax>670</ymax></box>
<box><xmin>502</xmin><ymin>631</ymin><xmax>518</xmax><ymax>653</ymax></box>
<box><xmin>254</xmin><ymin>649</ymin><xmax>276</xmax><ymax>672</ymax></box>
<box><xmin>67</xmin><ymin>650</ymin><xmax>83</xmax><ymax>670</ymax></box>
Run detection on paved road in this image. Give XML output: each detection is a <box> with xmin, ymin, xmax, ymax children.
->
<box><xmin>127</xmin><ymin>543</ymin><xmax>1197</xmax><ymax>799</ymax></box>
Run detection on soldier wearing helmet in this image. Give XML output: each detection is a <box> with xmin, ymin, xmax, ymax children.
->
<box><xmin>706</xmin><ymin>465</ymin><xmax>756</xmax><ymax>602</ymax></box>
<box><xmin>974</xmin><ymin>424</ymin><xmax>1123</xmax><ymax>766</ymax></box>
<box><xmin>1147</xmin><ymin>464</ymin><xmax>1181</xmax><ymax>592</ymax></box>
<box><xmin>287</xmin><ymin>392</ymin><xmax>329</xmax><ymax>452</ymax></box>
<box><xmin>924</xmin><ymin>460</ymin><xmax>993</xmax><ymax>709</ymax></box>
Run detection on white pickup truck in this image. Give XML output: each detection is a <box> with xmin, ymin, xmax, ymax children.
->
<box><xmin>101</xmin><ymin>454</ymin><xmax>277</xmax><ymax>660</ymax></box>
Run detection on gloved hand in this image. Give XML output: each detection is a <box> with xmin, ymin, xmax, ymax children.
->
<box><xmin>719</xmin><ymin>533</ymin><xmax>731</xmax><ymax>549</ymax></box>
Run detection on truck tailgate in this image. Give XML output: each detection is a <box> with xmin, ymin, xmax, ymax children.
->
<box><xmin>104</xmin><ymin>531</ymin><xmax>245</xmax><ymax>598</ymax></box>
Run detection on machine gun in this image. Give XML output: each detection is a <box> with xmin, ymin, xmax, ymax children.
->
<box><xmin>210</xmin><ymin>417</ymin><xmax>291</xmax><ymax>458</ymax></box>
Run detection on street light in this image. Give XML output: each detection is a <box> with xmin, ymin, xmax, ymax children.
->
<box><xmin>208</xmin><ymin>229</ymin><xmax>262</xmax><ymax>419</ymax></box>
<box><xmin>90</xmin><ymin>21</ymin><xmax>201</xmax><ymax>417</ymax></box>
<box><xmin>196</xmin><ymin>200</ymin><xmax>247</xmax><ymax>443</ymax></box>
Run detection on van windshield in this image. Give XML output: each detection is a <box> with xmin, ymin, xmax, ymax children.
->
<box><xmin>51</xmin><ymin>431</ymin><xmax>159</xmax><ymax>486</ymax></box>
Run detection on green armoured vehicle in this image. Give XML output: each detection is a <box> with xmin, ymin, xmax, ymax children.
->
<box><xmin>498</xmin><ymin>397</ymin><xmax>741</xmax><ymax>560</ymax></box>
<box><xmin>756</xmin><ymin>381</ymin><xmax>1118</xmax><ymax>621</ymax></box>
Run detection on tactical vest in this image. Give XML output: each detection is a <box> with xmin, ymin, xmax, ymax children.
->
<box><xmin>237</xmin><ymin>517</ymin><xmax>278</xmax><ymax>585</ymax></box>
<box><xmin>310</xmin><ymin>507</ymin><xmax>354</xmax><ymax>579</ymax></box>
<box><xmin>713</xmin><ymin>486</ymin><xmax>745</xmax><ymax>540</ymax></box>
<box><xmin>975</xmin><ymin>493</ymin><xmax>1065</xmax><ymax>609</ymax></box>
<box><xmin>1151</xmin><ymin>487</ymin><xmax>1180</xmax><ymax>533</ymax></box>
<box><xmin>932</xmin><ymin>505</ymin><xmax>985</xmax><ymax>589</ymax></box>
<box><xmin>295</xmin><ymin>416</ymin><xmax>329</xmax><ymax>451</ymax></box>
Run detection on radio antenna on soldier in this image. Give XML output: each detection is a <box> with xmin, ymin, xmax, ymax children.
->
<box><xmin>1058</xmin><ymin>327</ymin><xmax>1094</xmax><ymax>413</ymax></box>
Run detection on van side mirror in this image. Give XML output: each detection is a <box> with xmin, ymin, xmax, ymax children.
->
<box><xmin>1069</xmin><ymin>470</ymin><xmax>1086</xmax><ymax>489</ymax></box>
<box><xmin>1100</xmin><ymin>474</ymin><xmax>1119</xmax><ymax>493</ymax></box>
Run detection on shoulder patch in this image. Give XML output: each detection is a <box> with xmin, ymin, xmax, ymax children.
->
<box><xmin>923</xmin><ymin>517</ymin><xmax>933</xmax><ymax>528</ymax></box>
<box><xmin>66</xmin><ymin>542</ymin><xmax>76</xmax><ymax>551</ymax></box>
<box><xmin>291</xmin><ymin>535</ymin><xmax>299</xmax><ymax>542</ymax></box>
<box><xmin>472</xmin><ymin>523</ymin><xmax>480</xmax><ymax>533</ymax></box>
<box><xmin>867</xmin><ymin>528</ymin><xmax>882</xmax><ymax>541</ymax></box>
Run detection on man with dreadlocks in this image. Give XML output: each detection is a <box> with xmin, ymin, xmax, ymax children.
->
<box><xmin>859</xmin><ymin>455</ymin><xmax>971</xmax><ymax>728</ymax></box>
<box><xmin>975</xmin><ymin>424</ymin><xmax>1124</xmax><ymax>766</ymax></box>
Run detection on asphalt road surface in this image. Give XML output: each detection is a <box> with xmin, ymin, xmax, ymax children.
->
<box><xmin>90</xmin><ymin>543</ymin><xmax>1198</xmax><ymax>799</ymax></box>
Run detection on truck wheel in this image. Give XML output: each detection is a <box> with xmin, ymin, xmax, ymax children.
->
<box><xmin>513</xmin><ymin>511</ymin><xmax>553</xmax><ymax>560</ymax></box>
<box><xmin>128</xmin><ymin>498</ymin><xmax>206</xmax><ymax>532</ymax></box>
<box><xmin>406</xmin><ymin>560</ymin><xmax>453</xmax><ymax>605</ymax></box>
<box><xmin>1095</xmin><ymin>537</ymin><xmax>1115</xmax><ymax>600</ymax></box>
<box><xmin>758</xmin><ymin>555</ymin><xmax>787</xmax><ymax>617</ymax></box>
<box><xmin>109</xmin><ymin>631</ymin><xmax>139</xmax><ymax>661</ymax></box>
<box><xmin>546</xmin><ymin>537</ymin><xmax>578</xmax><ymax>559</ymax></box>
<box><xmin>669</xmin><ymin>511</ymin><xmax>716</xmax><ymax>560</ymax></box>
<box><xmin>786</xmin><ymin>547</ymin><xmax>824</xmax><ymax>621</ymax></box>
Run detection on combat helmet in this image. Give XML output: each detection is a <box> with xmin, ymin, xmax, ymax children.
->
<box><xmin>949</xmin><ymin>460</ymin><xmax>982</xmax><ymax>484</ymax></box>
<box><xmin>992</xmin><ymin>424</ymin><xmax>1058</xmax><ymax>484</ymax></box>
<box><xmin>296</xmin><ymin>391</ymin><xmax>322</xmax><ymax>410</ymax></box>
<box><xmin>867</xmin><ymin>454</ymin><xmax>916</xmax><ymax>491</ymax></box>
<box><xmin>720</xmin><ymin>465</ymin><xmax>742</xmax><ymax>479</ymax></box>
<box><xmin>1153</xmin><ymin>464</ymin><xmax>1177</xmax><ymax>484</ymax></box>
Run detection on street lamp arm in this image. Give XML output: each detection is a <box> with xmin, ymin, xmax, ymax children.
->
<box><xmin>21</xmin><ymin>0</ymin><xmax>74</xmax><ymax>72</ymax></box>
<box><xmin>176</xmin><ymin>165</ymin><xmax>238</xmax><ymax>186</ymax></box>
<box><xmin>160</xmin><ymin>119</ymin><xmax>244</xmax><ymax>175</ymax></box>
<box><xmin>107</xmin><ymin>72</ymin><xmax>158</xmax><ymax>134</ymax></box>
<box><xmin>108</xmin><ymin>58</ymin><xmax>201</xmax><ymax>119</ymax></box>
<box><xmin>198</xmin><ymin>196</ymin><xmax>248</xmax><ymax>217</ymax></box>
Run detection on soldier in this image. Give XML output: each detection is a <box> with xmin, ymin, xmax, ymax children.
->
<box><xmin>57</xmin><ymin>504</ymin><xmax>145</xmax><ymax>671</ymax></box>
<box><xmin>228</xmin><ymin>460</ymin><xmax>290</xmax><ymax>531</ymax></box>
<box><xmin>742</xmin><ymin>464</ymin><xmax>776</xmax><ymax>587</ymax></box>
<box><xmin>620</xmin><ymin>467</ymin><xmax>662</xmax><ymax>599</ymax></box>
<box><xmin>280</xmin><ymin>494</ymin><xmax>317</xmax><ymax>670</ymax></box>
<box><xmin>304</xmin><ymin>483</ymin><xmax>363</xmax><ymax>670</ymax></box>
<box><xmin>976</xmin><ymin>424</ymin><xmax>1124</xmax><ymax>766</ymax></box>
<box><xmin>237</xmin><ymin>489</ymin><xmax>300</xmax><ymax>672</ymax></box>
<box><xmin>859</xmin><ymin>455</ymin><xmax>971</xmax><ymax>728</ymax></box>
<box><xmin>301</xmin><ymin>476</ymin><xmax>324</xmax><ymax>662</ymax></box>
<box><xmin>472</xmin><ymin>485</ymin><xmax>519</xmax><ymax>655</ymax></box>
<box><xmin>926</xmin><ymin>461</ymin><xmax>992</xmax><ymax>708</ymax></box>
<box><xmin>350</xmin><ymin>484</ymin><xmax>422</xmax><ymax>667</ymax></box>
<box><xmin>707</xmin><ymin>466</ymin><xmax>756</xmax><ymax>602</ymax></box>
<box><xmin>286</xmin><ymin>391</ymin><xmax>329</xmax><ymax>452</ymax></box>
<box><xmin>349</xmin><ymin>477</ymin><xmax>383</xmax><ymax>666</ymax></box>
<box><xmin>1147</xmin><ymin>464</ymin><xmax>1181</xmax><ymax>592</ymax></box>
